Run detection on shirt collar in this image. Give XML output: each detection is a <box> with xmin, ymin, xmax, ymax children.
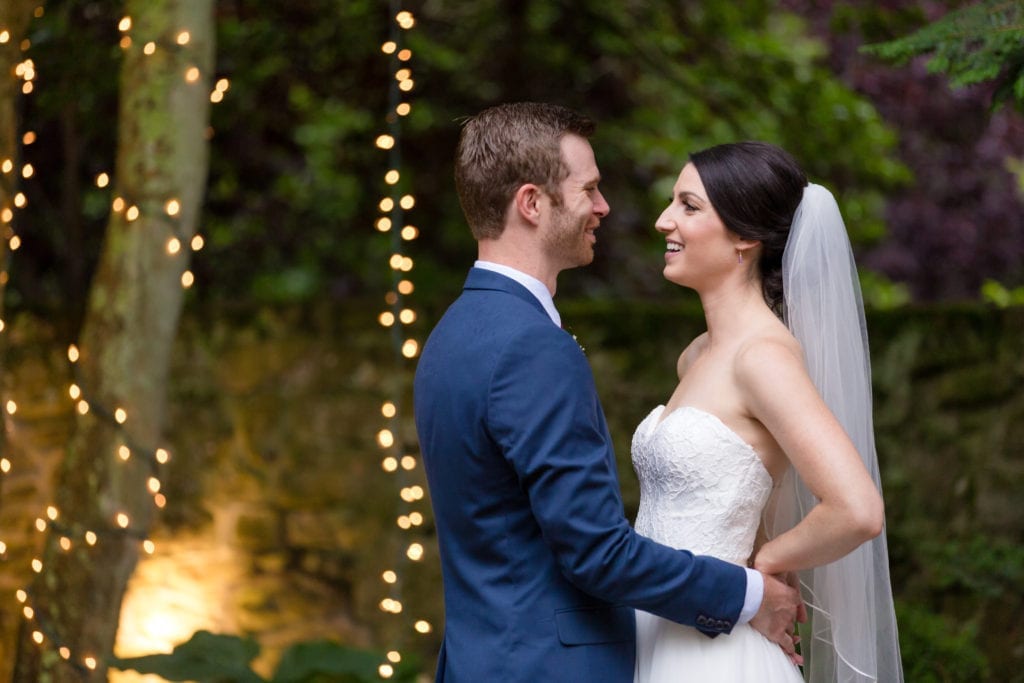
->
<box><xmin>474</xmin><ymin>260</ymin><xmax>561</xmax><ymax>327</ymax></box>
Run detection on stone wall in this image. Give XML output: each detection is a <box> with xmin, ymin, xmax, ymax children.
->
<box><xmin>0</xmin><ymin>302</ymin><xmax>1020</xmax><ymax>679</ymax></box>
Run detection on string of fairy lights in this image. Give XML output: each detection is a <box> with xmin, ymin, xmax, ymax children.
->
<box><xmin>372</xmin><ymin>5</ymin><xmax>432</xmax><ymax>680</ymax></box>
<box><xmin>0</xmin><ymin>6</ymin><xmax>227</xmax><ymax>674</ymax></box>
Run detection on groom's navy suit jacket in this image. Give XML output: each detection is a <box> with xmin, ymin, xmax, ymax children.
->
<box><xmin>414</xmin><ymin>268</ymin><xmax>747</xmax><ymax>682</ymax></box>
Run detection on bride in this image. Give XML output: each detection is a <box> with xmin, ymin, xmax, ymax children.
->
<box><xmin>632</xmin><ymin>142</ymin><xmax>903</xmax><ymax>682</ymax></box>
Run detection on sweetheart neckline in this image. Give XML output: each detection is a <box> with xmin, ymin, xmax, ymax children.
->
<box><xmin>648</xmin><ymin>404</ymin><xmax>772</xmax><ymax>482</ymax></box>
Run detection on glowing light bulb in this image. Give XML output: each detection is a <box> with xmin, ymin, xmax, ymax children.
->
<box><xmin>118</xmin><ymin>445</ymin><xmax>131</xmax><ymax>461</ymax></box>
<box><xmin>375</xmin><ymin>134</ymin><xmax>395</xmax><ymax>150</ymax></box>
<box><xmin>143</xmin><ymin>41</ymin><xmax>156</xmax><ymax>55</ymax></box>
<box><xmin>407</xmin><ymin>542</ymin><xmax>424</xmax><ymax>561</ymax></box>
<box><xmin>181</xmin><ymin>270</ymin><xmax>195</xmax><ymax>288</ymax></box>
<box><xmin>23</xmin><ymin>606</ymin><xmax>34</xmax><ymax>619</ymax></box>
<box><xmin>415</xmin><ymin>620</ymin><xmax>432</xmax><ymax>634</ymax></box>
<box><xmin>46</xmin><ymin>506</ymin><xmax>58</xmax><ymax>520</ymax></box>
<box><xmin>395</xmin><ymin>68</ymin><xmax>411</xmax><ymax>82</ymax></box>
<box><xmin>148</xmin><ymin>477</ymin><xmax>161</xmax><ymax>493</ymax></box>
<box><xmin>185</xmin><ymin>66</ymin><xmax>200</xmax><ymax>82</ymax></box>
<box><xmin>165</xmin><ymin>198</ymin><xmax>181</xmax><ymax>216</ymax></box>
<box><xmin>156</xmin><ymin>448</ymin><xmax>170</xmax><ymax>464</ymax></box>
<box><xmin>384</xmin><ymin>170</ymin><xmax>400</xmax><ymax>185</ymax></box>
<box><xmin>0</xmin><ymin>31</ymin><xmax>9</xmax><ymax>44</ymax></box>
<box><xmin>191</xmin><ymin>235</ymin><xmax>205</xmax><ymax>250</ymax></box>
<box><xmin>216</xmin><ymin>78</ymin><xmax>230</xmax><ymax>92</ymax></box>
<box><xmin>21</xmin><ymin>163</ymin><xmax>33</xmax><ymax>178</ymax></box>
<box><xmin>381</xmin><ymin>41</ymin><xmax>397</xmax><ymax>54</ymax></box>
<box><xmin>399</xmin><ymin>194</ymin><xmax>415</xmax><ymax>210</ymax></box>
<box><xmin>399</xmin><ymin>79</ymin><xmax>414</xmax><ymax>92</ymax></box>
<box><xmin>376</xmin><ymin>217</ymin><xmax>392</xmax><ymax>232</ymax></box>
<box><xmin>382</xmin><ymin>457</ymin><xmax>398</xmax><ymax>472</ymax></box>
<box><xmin>0</xmin><ymin>458</ymin><xmax>9</xmax><ymax>473</ymax></box>
<box><xmin>379</xmin><ymin>663</ymin><xmax>394</xmax><ymax>678</ymax></box>
<box><xmin>35</xmin><ymin>518</ymin><xmax>46</xmax><ymax>532</ymax></box>
<box><xmin>381</xmin><ymin>402</ymin><xmax>397</xmax><ymax>418</ymax></box>
<box><xmin>396</xmin><ymin>102</ymin><xmax>411</xmax><ymax>116</ymax></box>
<box><xmin>126</xmin><ymin>205</ymin><xmax>140</xmax><ymax>221</ymax></box>
<box><xmin>59</xmin><ymin>537</ymin><xmax>71</xmax><ymax>551</ymax></box>
<box><xmin>84</xmin><ymin>657</ymin><xmax>97</xmax><ymax>670</ymax></box>
<box><xmin>14</xmin><ymin>192</ymin><xmax>26</xmax><ymax>207</ymax></box>
<box><xmin>398</xmin><ymin>280</ymin><xmax>414</xmax><ymax>295</ymax></box>
<box><xmin>9</xmin><ymin>236</ymin><xmax>21</xmax><ymax>251</ymax></box>
<box><xmin>210</xmin><ymin>89</ymin><xmax>224</xmax><ymax>104</ymax></box>
<box><xmin>85</xmin><ymin>531</ymin><xmax>97</xmax><ymax>545</ymax></box>
<box><xmin>22</xmin><ymin>131</ymin><xmax>36</xmax><ymax>144</ymax></box>
<box><xmin>144</xmin><ymin>539</ymin><xmax>156</xmax><ymax>554</ymax></box>
<box><xmin>32</xmin><ymin>631</ymin><xmax>43</xmax><ymax>644</ymax></box>
<box><xmin>382</xmin><ymin>570</ymin><xmax>397</xmax><ymax>583</ymax></box>
<box><xmin>401</xmin><ymin>225</ymin><xmax>419</xmax><ymax>241</ymax></box>
<box><xmin>377</xmin><ymin>429</ymin><xmax>395</xmax><ymax>448</ymax></box>
<box><xmin>176</xmin><ymin>31</ymin><xmax>190</xmax><ymax>45</ymax></box>
<box><xmin>398</xmin><ymin>49</ymin><xmax>412</xmax><ymax>61</ymax></box>
<box><xmin>401</xmin><ymin>339</ymin><xmax>419</xmax><ymax>358</ymax></box>
<box><xmin>116</xmin><ymin>512</ymin><xmax>130</xmax><ymax>528</ymax></box>
<box><xmin>379</xmin><ymin>311</ymin><xmax>395</xmax><ymax>327</ymax></box>
<box><xmin>6</xmin><ymin>400</ymin><xmax>17</xmax><ymax>414</ymax></box>
<box><xmin>31</xmin><ymin>559</ymin><xmax>42</xmax><ymax>572</ymax></box>
<box><xmin>167</xmin><ymin>237</ymin><xmax>182</xmax><ymax>255</ymax></box>
<box><xmin>96</xmin><ymin>172</ymin><xmax>110</xmax><ymax>187</ymax></box>
<box><xmin>400</xmin><ymin>455</ymin><xmax>416</xmax><ymax>470</ymax></box>
<box><xmin>410</xmin><ymin>511</ymin><xmax>424</xmax><ymax>525</ymax></box>
<box><xmin>115</xmin><ymin>407</ymin><xmax>127</xmax><ymax>423</ymax></box>
<box><xmin>118</xmin><ymin>16</ymin><xmax>132</xmax><ymax>31</ymax></box>
<box><xmin>59</xmin><ymin>646</ymin><xmax>70</xmax><ymax>659</ymax></box>
<box><xmin>1</xmin><ymin>159</ymin><xmax>12</xmax><ymax>173</ymax></box>
<box><xmin>389</xmin><ymin>254</ymin><xmax>404</xmax><ymax>270</ymax></box>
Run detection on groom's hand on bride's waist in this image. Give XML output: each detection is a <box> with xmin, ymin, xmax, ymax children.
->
<box><xmin>748</xmin><ymin>571</ymin><xmax>805</xmax><ymax>666</ymax></box>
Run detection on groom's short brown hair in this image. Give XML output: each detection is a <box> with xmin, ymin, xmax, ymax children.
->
<box><xmin>455</xmin><ymin>102</ymin><xmax>595</xmax><ymax>241</ymax></box>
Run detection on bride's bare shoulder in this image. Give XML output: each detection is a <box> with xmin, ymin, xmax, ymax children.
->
<box><xmin>733</xmin><ymin>324</ymin><xmax>806</xmax><ymax>387</ymax></box>
<box><xmin>676</xmin><ymin>331</ymin><xmax>709</xmax><ymax>379</ymax></box>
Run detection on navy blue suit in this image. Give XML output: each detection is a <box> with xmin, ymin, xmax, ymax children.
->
<box><xmin>414</xmin><ymin>268</ymin><xmax>746</xmax><ymax>682</ymax></box>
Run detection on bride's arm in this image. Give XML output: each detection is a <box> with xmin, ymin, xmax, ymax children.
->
<box><xmin>735</xmin><ymin>338</ymin><xmax>883</xmax><ymax>575</ymax></box>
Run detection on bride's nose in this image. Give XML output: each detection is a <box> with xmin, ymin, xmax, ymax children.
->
<box><xmin>655</xmin><ymin>209</ymin><xmax>673</xmax><ymax>234</ymax></box>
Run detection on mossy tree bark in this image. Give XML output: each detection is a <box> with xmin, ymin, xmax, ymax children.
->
<box><xmin>12</xmin><ymin>0</ymin><xmax>214</xmax><ymax>680</ymax></box>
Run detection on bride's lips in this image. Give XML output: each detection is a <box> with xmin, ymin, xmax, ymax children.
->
<box><xmin>664</xmin><ymin>240</ymin><xmax>683</xmax><ymax>260</ymax></box>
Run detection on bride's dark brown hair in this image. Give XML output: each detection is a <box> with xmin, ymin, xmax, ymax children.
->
<box><xmin>689</xmin><ymin>141</ymin><xmax>807</xmax><ymax>315</ymax></box>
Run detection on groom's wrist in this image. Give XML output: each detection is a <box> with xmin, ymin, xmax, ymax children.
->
<box><xmin>737</xmin><ymin>568</ymin><xmax>764</xmax><ymax>624</ymax></box>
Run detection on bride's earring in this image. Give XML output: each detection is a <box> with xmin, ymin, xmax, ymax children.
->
<box><xmin>737</xmin><ymin>250</ymin><xmax>743</xmax><ymax>264</ymax></box>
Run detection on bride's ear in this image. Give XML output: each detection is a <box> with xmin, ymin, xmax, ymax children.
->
<box><xmin>734</xmin><ymin>238</ymin><xmax>761</xmax><ymax>262</ymax></box>
<box><xmin>513</xmin><ymin>183</ymin><xmax>543</xmax><ymax>226</ymax></box>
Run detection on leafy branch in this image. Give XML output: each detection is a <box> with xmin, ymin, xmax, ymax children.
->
<box><xmin>861</xmin><ymin>0</ymin><xmax>1024</xmax><ymax>109</ymax></box>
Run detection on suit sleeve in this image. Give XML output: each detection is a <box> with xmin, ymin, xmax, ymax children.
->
<box><xmin>486</xmin><ymin>323</ymin><xmax>747</xmax><ymax>632</ymax></box>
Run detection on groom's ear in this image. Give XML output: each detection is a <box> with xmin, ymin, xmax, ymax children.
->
<box><xmin>513</xmin><ymin>183</ymin><xmax>544</xmax><ymax>226</ymax></box>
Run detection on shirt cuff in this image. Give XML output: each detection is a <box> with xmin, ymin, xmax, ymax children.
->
<box><xmin>738</xmin><ymin>568</ymin><xmax>764</xmax><ymax>624</ymax></box>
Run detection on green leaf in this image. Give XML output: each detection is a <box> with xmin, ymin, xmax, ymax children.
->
<box><xmin>109</xmin><ymin>631</ymin><xmax>265</xmax><ymax>683</ymax></box>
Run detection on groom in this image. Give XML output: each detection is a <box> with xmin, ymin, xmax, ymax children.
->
<box><xmin>414</xmin><ymin>102</ymin><xmax>800</xmax><ymax>682</ymax></box>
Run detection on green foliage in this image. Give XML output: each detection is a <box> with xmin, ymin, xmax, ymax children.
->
<box><xmin>981</xmin><ymin>278</ymin><xmax>1024</xmax><ymax>306</ymax></box>
<box><xmin>896</xmin><ymin>602</ymin><xmax>991</xmax><ymax>682</ymax></box>
<box><xmin>109</xmin><ymin>630</ymin><xmax>420</xmax><ymax>683</ymax></box>
<box><xmin>862</xmin><ymin>0</ymin><xmax>1024</xmax><ymax>110</ymax></box>
<box><xmin>859</xmin><ymin>270</ymin><xmax>911</xmax><ymax>310</ymax></box>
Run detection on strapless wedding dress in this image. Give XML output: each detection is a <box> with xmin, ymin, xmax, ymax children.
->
<box><xmin>631</xmin><ymin>405</ymin><xmax>804</xmax><ymax>682</ymax></box>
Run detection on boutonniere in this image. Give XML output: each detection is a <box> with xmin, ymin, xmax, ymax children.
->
<box><xmin>564</xmin><ymin>326</ymin><xmax>586</xmax><ymax>355</ymax></box>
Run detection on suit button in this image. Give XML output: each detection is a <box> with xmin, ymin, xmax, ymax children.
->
<box><xmin>696</xmin><ymin>615</ymin><xmax>708</xmax><ymax>626</ymax></box>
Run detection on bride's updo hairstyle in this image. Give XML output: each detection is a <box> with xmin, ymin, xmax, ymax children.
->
<box><xmin>689</xmin><ymin>141</ymin><xmax>807</xmax><ymax>315</ymax></box>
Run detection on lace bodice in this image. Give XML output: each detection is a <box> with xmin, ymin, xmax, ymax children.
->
<box><xmin>631</xmin><ymin>406</ymin><xmax>773</xmax><ymax>566</ymax></box>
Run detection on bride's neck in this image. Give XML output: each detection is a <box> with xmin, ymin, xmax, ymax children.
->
<box><xmin>699</xmin><ymin>282</ymin><xmax>773</xmax><ymax>343</ymax></box>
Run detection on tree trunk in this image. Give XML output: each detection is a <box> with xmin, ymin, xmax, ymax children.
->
<box><xmin>12</xmin><ymin>0</ymin><xmax>214</xmax><ymax>679</ymax></box>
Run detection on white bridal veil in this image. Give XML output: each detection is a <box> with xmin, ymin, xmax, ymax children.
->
<box><xmin>767</xmin><ymin>184</ymin><xmax>903</xmax><ymax>682</ymax></box>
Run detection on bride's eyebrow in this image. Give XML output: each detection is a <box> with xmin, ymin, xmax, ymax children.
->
<box><xmin>678</xmin><ymin>190</ymin><xmax>707</xmax><ymax>205</ymax></box>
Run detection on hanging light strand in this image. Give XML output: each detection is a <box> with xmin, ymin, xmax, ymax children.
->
<box><xmin>374</xmin><ymin>4</ymin><xmax>431</xmax><ymax>680</ymax></box>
